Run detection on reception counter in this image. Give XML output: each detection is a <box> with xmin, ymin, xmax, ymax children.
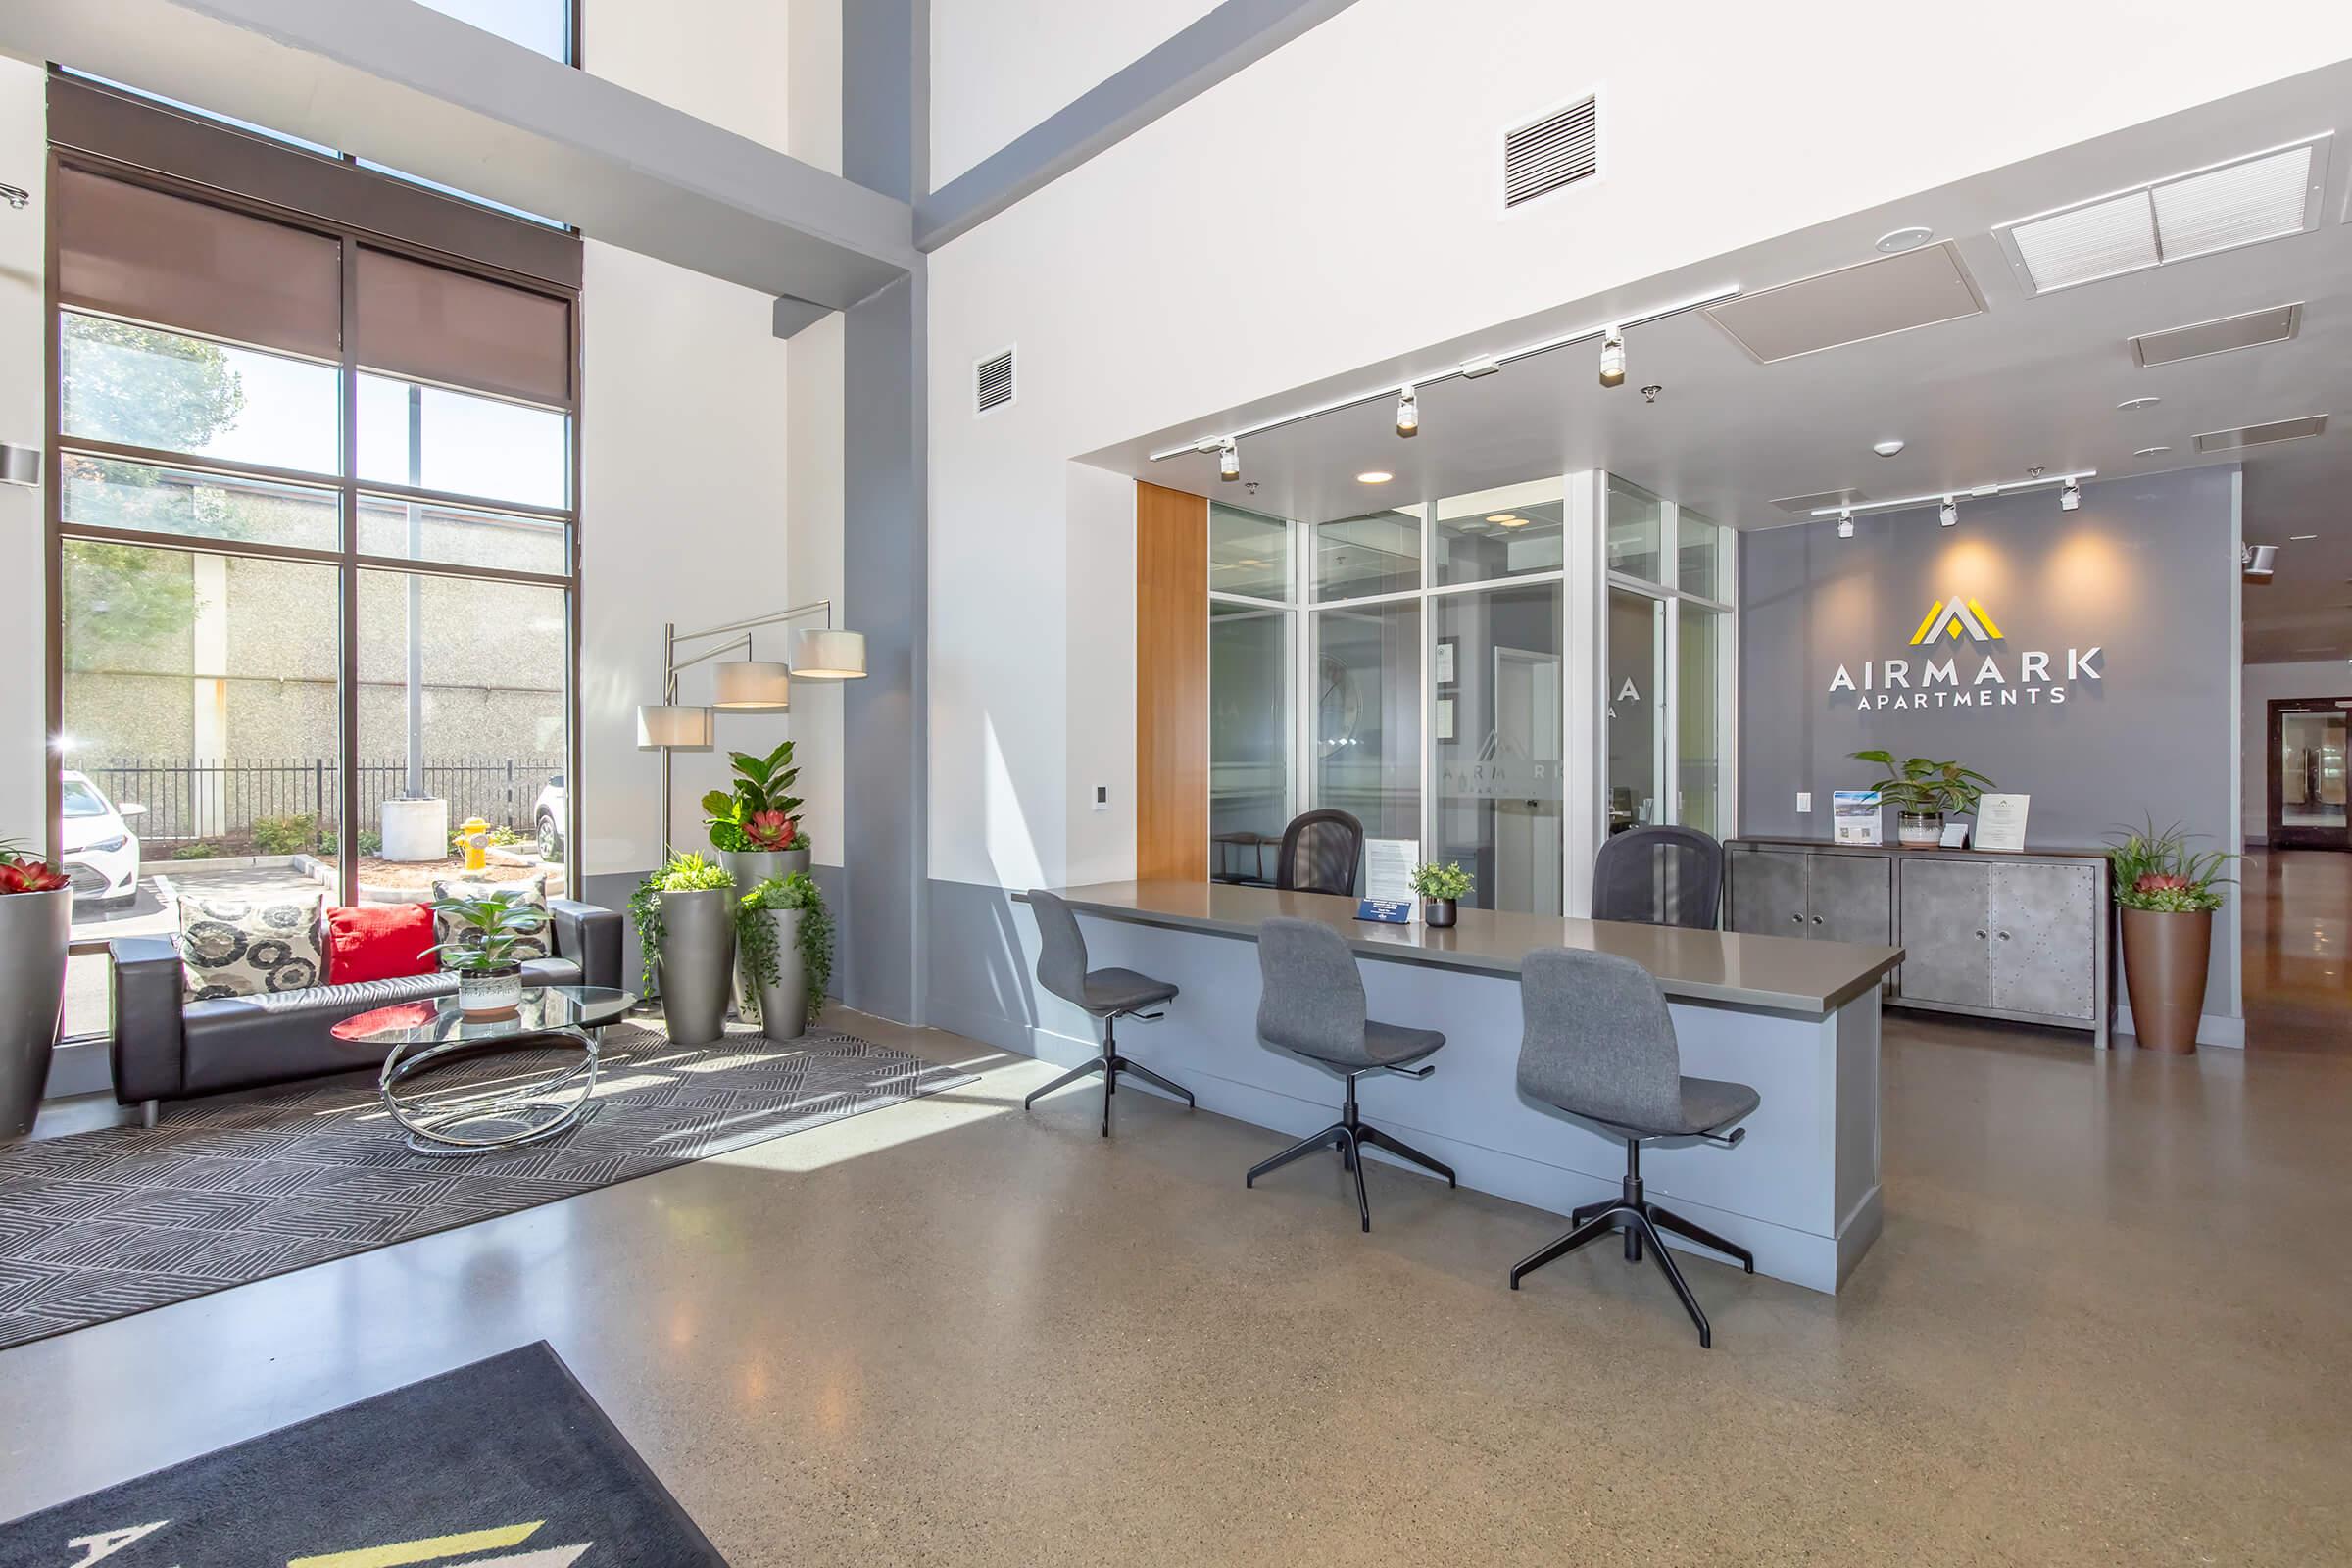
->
<box><xmin>1030</xmin><ymin>881</ymin><xmax>1904</xmax><ymax>1294</ymax></box>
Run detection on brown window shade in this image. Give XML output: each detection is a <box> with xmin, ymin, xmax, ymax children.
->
<box><xmin>55</xmin><ymin>166</ymin><xmax>342</xmax><ymax>360</ymax></box>
<box><xmin>356</xmin><ymin>247</ymin><xmax>572</xmax><ymax>408</ymax></box>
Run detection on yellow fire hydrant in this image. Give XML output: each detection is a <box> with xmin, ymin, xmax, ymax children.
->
<box><xmin>459</xmin><ymin>816</ymin><xmax>492</xmax><ymax>872</ymax></box>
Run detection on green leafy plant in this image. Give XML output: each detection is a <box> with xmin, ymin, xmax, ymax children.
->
<box><xmin>449</xmin><ymin>824</ymin><xmax>527</xmax><ymax>855</ymax></box>
<box><xmin>1411</xmin><ymin>860</ymin><xmax>1473</xmax><ymax>901</ymax></box>
<box><xmin>627</xmin><ymin>852</ymin><xmax>738</xmax><ymax>995</ymax></box>
<box><xmin>2107</xmin><ymin>817</ymin><xmax>2232</xmax><ymax>913</ymax></box>
<box><xmin>703</xmin><ymin>740</ymin><xmax>809</xmax><ymax>854</ymax></box>
<box><xmin>252</xmin><ymin>813</ymin><xmax>327</xmax><ymax>856</ymax></box>
<box><xmin>422</xmin><ymin>889</ymin><xmax>548</xmax><ymax>972</ymax></box>
<box><xmin>733</xmin><ymin>874</ymin><xmax>833</xmax><ymax>1028</ymax></box>
<box><xmin>358</xmin><ymin>830</ymin><xmax>383</xmax><ymax>857</ymax></box>
<box><xmin>1848</xmin><ymin>752</ymin><xmax>1994</xmax><ymax>817</ymax></box>
<box><xmin>172</xmin><ymin>841</ymin><xmax>221</xmax><ymax>860</ymax></box>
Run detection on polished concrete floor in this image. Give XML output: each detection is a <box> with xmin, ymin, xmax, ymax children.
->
<box><xmin>2240</xmin><ymin>847</ymin><xmax>2350</xmax><ymax>1050</ymax></box>
<box><xmin>5</xmin><ymin>1006</ymin><xmax>2348</xmax><ymax>1564</ymax></box>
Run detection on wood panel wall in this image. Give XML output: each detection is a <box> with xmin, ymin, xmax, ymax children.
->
<box><xmin>1135</xmin><ymin>481</ymin><xmax>1208</xmax><ymax>882</ymax></box>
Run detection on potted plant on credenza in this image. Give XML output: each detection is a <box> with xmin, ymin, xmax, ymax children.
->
<box><xmin>703</xmin><ymin>740</ymin><xmax>810</xmax><ymax>890</ymax></box>
<box><xmin>0</xmin><ymin>838</ymin><xmax>73</xmax><ymax>1140</ymax></box>
<box><xmin>2108</xmin><ymin>817</ymin><xmax>2232</xmax><ymax>1054</ymax></box>
<box><xmin>629</xmin><ymin>853</ymin><xmax>738</xmax><ymax>1046</ymax></box>
<box><xmin>1849</xmin><ymin>751</ymin><xmax>1994</xmax><ymax>847</ymax></box>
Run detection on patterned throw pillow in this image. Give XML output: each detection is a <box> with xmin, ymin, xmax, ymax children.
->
<box><xmin>428</xmin><ymin>875</ymin><xmax>553</xmax><ymax>963</ymax></box>
<box><xmin>179</xmin><ymin>894</ymin><xmax>327</xmax><ymax>1001</ymax></box>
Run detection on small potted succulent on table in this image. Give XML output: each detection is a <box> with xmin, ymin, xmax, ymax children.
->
<box><xmin>1849</xmin><ymin>751</ymin><xmax>1994</xmax><ymax>848</ymax></box>
<box><xmin>1411</xmin><ymin>860</ymin><xmax>1473</xmax><ymax>928</ymax></box>
<box><xmin>2107</xmin><ymin>817</ymin><xmax>2232</xmax><ymax>1054</ymax></box>
<box><xmin>1</xmin><ymin>838</ymin><xmax>73</xmax><ymax>1140</ymax></box>
<box><xmin>425</xmin><ymin>889</ymin><xmax>549</xmax><ymax>1018</ymax></box>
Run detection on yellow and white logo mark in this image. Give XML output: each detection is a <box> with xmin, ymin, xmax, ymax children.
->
<box><xmin>1909</xmin><ymin>595</ymin><xmax>2003</xmax><ymax>645</ymax></box>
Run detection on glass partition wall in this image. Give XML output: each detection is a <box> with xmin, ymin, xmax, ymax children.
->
<box><xmin>1204</xmin><ymin>475</ymin><xmax>1734</xmax><ymax>912</ymax></box>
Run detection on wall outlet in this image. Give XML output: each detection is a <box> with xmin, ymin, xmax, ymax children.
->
<box><xmin>1092</xmin><ymin>785</ymin><xmax>1108</xmax><ymax>812</ymax></box>
<box><xmin>1796</xmin><ymin>792</ymin><xmax>1813</xmax><ymax>814</ymax></box>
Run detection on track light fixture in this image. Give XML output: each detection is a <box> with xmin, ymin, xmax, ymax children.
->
<box><xmin>1598</xmin><ymin>329</ymin><xmax>1627</xmax><ymax>388</ymax></box>
<box><xmin>1938</xmin><ymin>498</ymin><xmax>1957</xmax><ymax>528</ymax></box>
<box><xmin>2060</xmin><ymin>479</ymin><xmax>2081</xmax><ymax>512</ymax></box>
<box><xmin>1396</xmin><ymin>386</ymin><xmax>1419</xmax><ymax>439</ymax></box>
<box><xmin>1838</xmin><ymin>511</ymin><xmax>1855</xmax><ymax>540</ymax></box>
<box><xmin>1218</xmin><ymin>439</ymin><xmax>1240</xmax><ymax>482</ymax></box>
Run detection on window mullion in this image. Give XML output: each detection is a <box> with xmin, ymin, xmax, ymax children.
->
<box><xmin>337</xmin><ymin>234</ymin><xmax>362</xmax><ymax>906</ymax></box>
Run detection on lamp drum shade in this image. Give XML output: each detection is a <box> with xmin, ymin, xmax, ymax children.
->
<box><xmin>792</xmin><ymin>628</ymin><xmax>868</xmax><ymax>679</ymax></box>
<box><xmin>636</xmin><ymin>705</ymin><xmax>713</xmax><ymax>749</ymax></box>
<box><xmin>713</xmin><ymin>661</ymin><xmax>792</xmax><ymax>710</ymax></box>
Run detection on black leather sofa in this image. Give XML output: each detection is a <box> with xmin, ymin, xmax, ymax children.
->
<box><xmin>109</xmin><ymin>897</ymin><xmax>625</xmax><ymax>1122</ymax></box>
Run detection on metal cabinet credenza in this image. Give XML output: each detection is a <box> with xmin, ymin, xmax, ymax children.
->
<box><xmin>1727</xmin><ymin>839</ymin><xmax>2112</xmax><ymax>1048</ymax></box>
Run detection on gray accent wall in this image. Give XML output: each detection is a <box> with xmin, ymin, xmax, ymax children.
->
<box><xmin>1739</xmin><ymin>467</ymin><xmax>2241</xmax><ymax>1020</ymax></box>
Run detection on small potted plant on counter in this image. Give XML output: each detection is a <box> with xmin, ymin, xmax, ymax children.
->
<box><xmin>0</xmin><ymin>838</ymin><xmax>73</xmax><ymax>1140</ymax></box>
<box><xmin>2108</xmin><ymin>817</ymin><xmax>2232</xmax><ymax>1054</ymax></box>
<box><xmin>704</xmin><ymin>740</ymin><xmax>810</xmax><ymax>891</ymax></box>
<box><xmin>1849</xmin><ymin>751</ymin><xmax>1993</xmax><ymax>848</ymax></box>
<box><xmin>1412</xmin><ymin>860</ymin><xmax>1473</xmax><ymax>928</ymax></box>
<box><xmin>425</xmin><ymin>889</ymin><xmax>549</xmax><ymax>1018</ymax></box>
<box><xmin>735</xmin><ymin>871</ymin><xmax>835</xmax><ymax>1043</ymax></box>
<box><xmin>629</xmin><ymin>853</ymin><xmax>737</xmax><ymax>1046</ymax></box>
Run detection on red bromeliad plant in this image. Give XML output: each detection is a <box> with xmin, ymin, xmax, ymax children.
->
<box><xmin>743</xmin><ymin>809</ymin><xmax>799</xmax><ymax>850</ymax></box>
<box><xmin>0</xmin><ymin>839</ymin><xmax>69</xmax><ymax>896</ymax></box>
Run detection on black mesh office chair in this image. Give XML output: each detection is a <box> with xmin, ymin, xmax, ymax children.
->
<box><xmin>1590</xmin><ymin>825</ymin><xmax>1724</xmax><ymax>930</ymax></box>
<box><xmin>1275</xmin><ymin>809</ymin><xmax>1364</xmax><ymax>897</ymax></box>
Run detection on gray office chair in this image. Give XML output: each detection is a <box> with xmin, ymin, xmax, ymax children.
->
<box><xmin>1024</xmin><ymin>890</ymin><xmax>1195</xmax><ymax>1137</ymax></box>
<box><xmin>1509</xmin><ymin>947</ymin><xmax>1758</xmax><ymax>1348</ymax></box>
<box><xmin>1591</xmin><ymin>825</ymin><xmax>1723</xmax><ymax>929</ymax></box>
<box><xmin>1247</xmin><ymin>916</ymin><xmax>1454</xmax><ymax>1232</ymax></box>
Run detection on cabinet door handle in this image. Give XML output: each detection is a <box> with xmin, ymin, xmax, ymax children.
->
<box><xmin>1790</xmin><ymin>913</ymin><xmax>1804</xmax><ymax>925</ymax></box>
<box><xmin>1810</xmin><ymin>915</ymin><xmax>1824</xmax><ymax>925</ymax></box>
<box><xmin>1975</xmin><ymin>929</ymin><xmax>1987</xmax><ymax>940</ymax></box>
<box><xmin>1997</xmin><ymin>930</ymin><xmax>2012</xmax><ymax>941</ymax></box>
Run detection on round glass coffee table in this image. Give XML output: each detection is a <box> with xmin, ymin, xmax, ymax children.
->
<box><xmin>332</xmin><ymin>986</ymin><xmax>636</xmax><ymax>1155</ymax></box>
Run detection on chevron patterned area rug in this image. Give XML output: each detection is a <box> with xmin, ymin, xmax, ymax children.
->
<box><xmin>0</xmin><ymin>1025</ymin><xmax>973</xmax><ymax>1350</ymax></box>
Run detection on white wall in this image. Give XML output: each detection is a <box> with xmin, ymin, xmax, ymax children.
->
<box><xmin>924</xmin><ymin>0</ymin><xmax>2352</xmax><ymax>896</ymax></box>
<box><xmin>928</xmin><ymin>0</ymin><xmax>1219</xmax><ymax>188</ymax></box>
<box><xmin>0</xmin><ymin>59</ymin><xmax>44</xmax><ymax>849</ymax></box>
<box><xmin>584</xmin><ymin>0</ymin><xmax>793</xmax><ymax>152</ymax></box>
<box><xmin>2242</xmin><ymin>660</ymin><xmax>2352</xmax><ymax>842</ymax></box>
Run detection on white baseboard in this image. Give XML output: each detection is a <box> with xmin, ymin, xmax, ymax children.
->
<box><xmin>2112</xmin><ymin>1004</ymin><xmax>2244</xmax><ymax>1049</ymax></box>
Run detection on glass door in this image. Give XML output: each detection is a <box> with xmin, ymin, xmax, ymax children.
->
<box><xmin>2271</xmin><ymin>700</ymin><xmax>2351</xmax><ymax>850</ymax></box>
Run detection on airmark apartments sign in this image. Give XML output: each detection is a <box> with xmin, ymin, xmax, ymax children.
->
<box><xmin>1830</xmin><ymin>594</ymin><xmax>2102</xmax><ymax>711</ymax></box>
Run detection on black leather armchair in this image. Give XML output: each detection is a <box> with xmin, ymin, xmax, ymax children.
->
<box><xmin>110</xmin><ymin>897</ymin><xmax>625</xmax><ymax>1122</ymax></box>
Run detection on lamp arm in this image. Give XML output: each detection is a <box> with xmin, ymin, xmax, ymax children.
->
<box><xmin>668</xmin><ymin>599</ymin><xmax>836</xmax><ymax>649</ymax></box>
<box><xmin>662</xmin><ymin>633</ymin><xmax>753</xmax><ymax>681</ymax></box>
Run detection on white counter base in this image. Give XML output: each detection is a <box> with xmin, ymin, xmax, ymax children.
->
<box><xmin>1041</xmin><ymin>914</ymin><xmax>1883</xmax><ymax>1295</ymax></box>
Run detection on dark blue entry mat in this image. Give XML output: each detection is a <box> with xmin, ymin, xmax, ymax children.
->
<box><xmin>0</xmin><ymin>1343</ymin><xmax>725</xmax><ymax>1566</ymax></box>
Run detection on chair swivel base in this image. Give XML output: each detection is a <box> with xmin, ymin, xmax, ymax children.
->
<box><xmin>1245</xmin><ymin>1071</ymin><xmax>1455</xmax><ymax>1233</ymax></box>
<box><xmin>1508</xmin><ymin>1162</ymin><xmax>1753</xmax><ymax>1349</ymax></box>
<box><xmin>1023</xmin><ymin>1022</ymin><xmax>1194</xmax><ymax>1139</ymax></box>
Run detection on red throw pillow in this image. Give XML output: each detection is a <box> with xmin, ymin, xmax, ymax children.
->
<box><xmin>324</xmin><ymin>904</ymin><xmax>440</xmax><ymax>985</ymax></box>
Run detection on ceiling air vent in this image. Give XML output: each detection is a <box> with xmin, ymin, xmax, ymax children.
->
<box><xmin>1503</xmin><ymin>95</ymin><xmax>1598</xmax><ymax>210</ymax></box>
<box><xmin>2193</xmin><ymin>415</ymin><xmax>2328</xmax><ymax>453</ymax></box>
<box><xmin>2132</xmin><ymin>303</ymin><xmax>2301</xmax><ymax>367</ymax></box>
<box><xmin>1993</xmin><ymin>135</ymin><xmax>2331</xmax><ymax>296</ymax></box>
<box><xmin>1704</xmin><ymin>242</ymin><xmax>1985</xmax><ymax>364</ymax></box>
<box><xmin>1772</xmin><ymin>489</ymin><xmax>1871</xmax><ymax>514</ymax></box>
<box><xmin>974</xmin><ymin>347</ymin><xmax>1015</xmax><ymax>416</ymax></box>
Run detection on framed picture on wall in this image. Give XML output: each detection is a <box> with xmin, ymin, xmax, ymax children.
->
<box><xmin>1435</xmin><ymin>636</ymin><xmax>1458</xmax><ymax>690</ymax></box>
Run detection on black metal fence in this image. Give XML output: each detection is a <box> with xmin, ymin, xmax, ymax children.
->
<box><xmin>68</xmin><ymin>758</ymin><xmax>564</xmax><ymax>850</ymax></box>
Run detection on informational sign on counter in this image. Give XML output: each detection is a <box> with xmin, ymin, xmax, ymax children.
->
<box><xmin>1975</xmin><ymin>793</ymin><xmax>2032</xmax><ymax>853</ymax></box>
<box><xmin>1359</xmin><ymin>837</ymin><xmax>1420</xmax><ymax>923</ymax></box>
<box><xmin>1832</xmin><ymin>790</ymin><xmax>1883</xmax><ymax>845</ymax></box>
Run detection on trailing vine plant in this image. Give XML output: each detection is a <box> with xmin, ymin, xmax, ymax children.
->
<box><xmin>730</xmin><ymin>872</ymin><xmax>834</xmax><ymax>1028</ymax></box>
<box><xmin>628</xmin><ymin>852</ymin><xmax>735</xmax><ymax>997</ymax></box>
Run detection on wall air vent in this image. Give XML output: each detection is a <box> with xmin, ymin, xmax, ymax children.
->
<box><xmin>974</xmin><ymin>346</ymin><xmax>1015</xmax><ymax>416</ymax></box>
<box><xmin>2193</xmin><ymin>415</ymin><xmax>2328</xmax><ymax>453</ymax></box>
<box><xmin>1704</xmin><ymin>242</ymin><xmax>1984</xmax><ymax>365</ymax></box>
<box><xmin>1503</xmin><ymin>95</ymin><xmax>1598</xmax><ymax>210</ymax></box>
<box><xmin>1993</xmin><ymin>135</ymin><xmax>2331</xmax><ymax>296</ymax></box>
<box><xmin>1772</xmin><ymin>489</ymin><xmax>1870</xmax><ymax>514</ymax></box>
<box><xmin>2132</xmin><ymin>303</ymin><xmax>2301</xmax><ymax>367</ymax></box>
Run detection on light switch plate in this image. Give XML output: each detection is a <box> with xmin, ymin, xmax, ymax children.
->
<box><xmin>1796</xmin><ymin>792</ymin><xmax>1813</xmax><ymax>813</ymax></box>
<box><xmin>1092</xmin><ymin>785</ymin><xmax>1108</xmax><ymax>812</ymax></box>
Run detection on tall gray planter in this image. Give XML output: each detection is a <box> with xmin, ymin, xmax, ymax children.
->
<box><xmin>1</xmin><ymin>887</ymin><xmax>72</xmax><ymax>1140</ymax></box>
<box><xmin>749</xmin><ymin>906</ymin><xmax>808</xmax><ymax>1043</ymax></box>
<box><xmin>655</xmin><ymin>886</ymin><xmax>735</xmax><ymax>1046</ymax></box>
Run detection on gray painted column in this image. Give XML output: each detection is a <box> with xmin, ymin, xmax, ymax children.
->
<box><xmin>839</xmin><ymin>0</ymin><xmax>929</xmax><ymax>1022</ymax></box>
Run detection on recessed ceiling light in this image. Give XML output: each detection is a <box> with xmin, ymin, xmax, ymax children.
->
<box><xmin>1872</xmin><ymin>438</ymin><xmax>1905</xmax><ymax>457</ymax></box>
<box><xmin>2118</xmin><ymin>397</ymin><xmax>2161</xmax><ymax>411</ymax></box>
<box><xmin>1497</xmin><ymin>515</ymin><xmax>1531</xmax><ymax>528</ymax></box>
<box><xmin>2132</xmin><ymin>446</ymin><xmax>2172</xmax><ymax>456</ymax></box>
<box><xmin>1485</xmin><ymin>514</ymin><xmax>1517</xmax><ymax>523</ymax></box>
<box><xmin>1876</xmin><ymin>226</ymin><xmax>1934</xmax><ymax>254</ymax></box>
<box><xmin>1356</xmin><ymin>470</ymin><xmax>1394</xmax><ymax>484</ymax></box>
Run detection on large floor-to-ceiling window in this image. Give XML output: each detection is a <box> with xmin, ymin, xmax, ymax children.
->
<box><xmin>1204</xmin><ymin>472</ymin><xmax>1734</xmax><ymax>912</ymax></box>
<box><xmin>47</xmin><ymin>106</ymin><xmax>580</xmax><ymax>1046</ymax></box>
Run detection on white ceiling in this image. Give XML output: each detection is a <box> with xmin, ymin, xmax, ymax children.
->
<box><xmin>1082</xmin><ymin>59</ymin><xmax>2352</xmax><ymax>665</ymax></box>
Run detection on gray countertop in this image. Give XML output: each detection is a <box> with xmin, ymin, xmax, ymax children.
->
<box><xmin>1036</xmin><ymin>881</ymin><xmax>1904</xmax><ymax>1016</ymax></box>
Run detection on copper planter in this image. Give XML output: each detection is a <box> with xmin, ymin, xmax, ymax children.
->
<box><xmin>2119</xmin><ymin>906</ymin><xmax>2212</xmax><ymax>1054</ymax></box>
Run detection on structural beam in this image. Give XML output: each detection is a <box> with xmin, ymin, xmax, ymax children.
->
<box><xmin>0</xmin><ymin>0</ymin><xmax>916</xmax><ymax>310</ymax></box>
<box><xmin>915</xmin><ymin>0</ymin><xmax>1363</xmax><ymax>250</ymax></box>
